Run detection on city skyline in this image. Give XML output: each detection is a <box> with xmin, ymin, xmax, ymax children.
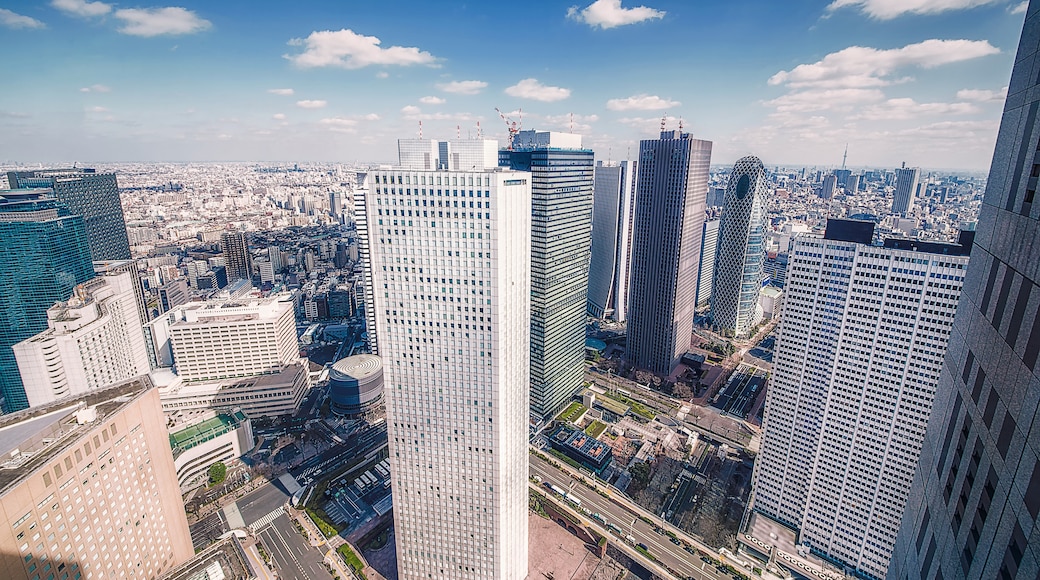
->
<box><xmin>0</xmin><ymin>0</ymin><xmax>1026</xmax><ymax>169</ymax></box>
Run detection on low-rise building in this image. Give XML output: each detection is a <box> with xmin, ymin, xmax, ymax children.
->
<box><xmin>169</xmin><ymin>410</ymin><xmax>254</xmax><ymax>491</ymax></box>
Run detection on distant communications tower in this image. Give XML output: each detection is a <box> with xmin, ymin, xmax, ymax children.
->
<box><xmin>660</xmin><ymin>113</ymin><xmax>668</xmax><ymax>133</ymax></box>
<box><xmin>842</xmin><ymin>143</ymin><xmax>848</xmax><ymax>170</ymax></box>
<box><xmin>495</xmin><ymin>107</ymin><xmax>522</xmax><ymax>149</ymax></box>
<box><xmin>418</xmin><ymin>120</ymin><xmax>423</xmax><ymax>140</ymax></box>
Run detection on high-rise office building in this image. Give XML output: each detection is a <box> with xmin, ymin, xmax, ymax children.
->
<box><xmin>0</xmin><ymin>377</ymin><xmax>194</xmax><ymax>579</ymax></box>
<box><xmin>220</xmin><ymin>231</ymin><xmax>252</xmax><ymax>282</ymax></box>
<box><xmin>889</xmin><ymin>5</ymin><xmax>1040</xmax><ymax>578</ymax></box>
<box><xmin>751</xmin><ymin>219</ymin><xmax>971</xmax><ymax>579</ymax></box>
<box><xmin>357</xmin><ymin>159</ymin><xmax>532</xmax><ymax>580</ymax></box>
<box><xmin>398</xmin><ymin>138</ymin><xmax>499</xmax><ymax>171</ymax></box>
<box><xmin>6</xmin><ymin>168</ymin><xmax>131</xmax><ymax>261</ymax></box>
<box><xmin>845</xmin><ymin>173</ymin><xmax>860</xmax><ymax>195</ymax></box>
<box><xmin>820</xmin><ymin>173</ymin><xmax>837</xmax><ymax>199</ymax></box>
<box><xmin>834</xmin><ymin>168</ymin><xmax>852</xmax><ymax>188</ymax></box>
<box><xmin>711</xmin><ymin>156</ymin><xmax>768</xmax><ymax>338</ymax></box>
<box><xmin>0</xmin><ymin>189</ymin><xmax>95</xmax><ymax>413</ymax></box>
<box><xmin>587</xmin><ymin>160</ymin><xmax>638</xmax><ymax>321</ymax></box>
<box><xmin>695</xmin><ymin>219</ymin><xmax>720</xmax><ymax>307</ymax></box>
<box><xmin>93</xmin><ymin>259</ymin><xmax>149</xmax><ymax>325</ymax></box>
<box><xmin>146</xmin><ymin>295</ymin><xmax>297</xmax><ymax>382</ymax></box>
<box><xmin>500</xmin><ymin>130</ymin><xmax>594</xmax><ymax>419</ymax></box>
<box><xmin>158</xmin><ymin>278</ymin><xmax>190</xmax><ymax>314</ymax></box>
<box><xmin>627</xmin><ymin>131</ymin><xmax>712</xmax><ymax>374</ymax></box>
<box><xmin>892</xmin><ymin>166</ymin><xmax>920</xmax><ymax>215</ymax></box>
<box><xmin>13</xmin><ymin>271</ymin><xmax>150</xmax><ymax>408</ymax></box>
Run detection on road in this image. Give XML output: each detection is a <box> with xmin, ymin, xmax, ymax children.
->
<box><xmin>255</xmin><ymin>514</ymin><xmax>332</xmax><ymax>580</ymax></box>
<box><xmin>529</xmin><ymin>453</ymin><xmax>744</xmax><ymax>580</ymax></box>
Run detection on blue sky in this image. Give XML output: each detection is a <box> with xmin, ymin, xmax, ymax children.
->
<box><xmin>0</xmin><ymin>0</ymin><xmax>1028</xmax><ymax>169</ymax></box>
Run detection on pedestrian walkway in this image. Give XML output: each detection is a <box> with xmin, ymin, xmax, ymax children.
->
<box><xmin>249</xmin><ymin>507</ymin><xmax>285</xmax><ymax>532</ymax></box>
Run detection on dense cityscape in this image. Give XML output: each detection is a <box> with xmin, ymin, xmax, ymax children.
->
<box><xmin>0</xmin><ymin>1</ymin><xmax>1037</xmax><ymax>580</ymax></box>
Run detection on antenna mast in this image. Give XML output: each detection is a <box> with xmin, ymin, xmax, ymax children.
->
<box><xmin>418</xmin><ymin>120</ymin><xmax>423</xmax><ymax>140</ymax></box>
<box><xmin>660</xmin><ymin>113</ymin><xmax>667</xmax><ymax>133</ymax></box>
<box><xmin>842</xmin><ymin>143</ymin><xmax>848</xmax><ymax>170</ymax></box>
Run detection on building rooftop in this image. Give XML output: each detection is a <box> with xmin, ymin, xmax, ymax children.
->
<box><xmin>550</xmin><ymin>424</ymin><xmax>612</xmax><ymax>462</ymax></box>
<box><xmin>160</xmin><ymin>535</ymin><xmax>256</xmax><ymax>580</ymax></box>
<box><xmin>330</xmin><ymin>353</ymin><xmax>382</xmax><ymax>381</ymax></box>
<box><xmin>0</xmin><ymin>376</ymin><xmax>151</xmax><ymax>496</ymax></box>
<box><xmin>169</xmin><ymin>410</ymin><xmax>248</xmax><ymax>459</ymax></box>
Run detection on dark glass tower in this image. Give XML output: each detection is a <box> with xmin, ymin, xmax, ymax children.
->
<box><xmin>0</xmin><ymin>189</ymin><xmax>95</xmax><ymax>412</ymax></box>
<box><xmin>221</xmin><ymin>231</ymin><xmax>252</xmax><ymax>282</ymax></box>
<box><xmin>7</xmin><ymin>168</ymin><xmax>131</xmax><ymax>261</ymax></box>
<box><xmin>889</xmin><ymin>4</ymin><xmax>1040</xmax><ymax>578</ymax></box>
<box><xmin>500</xmin><ymin>130</ymin><xmax>594</xmax><ymax>420</ymax></box>
<box><xmin>626</xmin><ymin>131</ymin><xmax>712</xmax><ymax>375</ymax></box>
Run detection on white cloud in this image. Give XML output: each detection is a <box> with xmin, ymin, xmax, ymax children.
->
<box><xmin>567</xmin><ymin>0</ymin><xmax>665</xmax><ymax>29</ymax></box>
<box><xmin>51</xmin><ymin>0</ymin><xmax>110</xmax><ymax>18</ymax></box>
<box><xmin>437</xmin><ymin>80</ymin><xmax>487</xmax><ymax>95</ymax></box>
<box><xmin>320</xmin><ymin>117</ymin><xmax>358</xmax><ymax>133</ymax></box>
<box><xmin>114</xmin><ymin>7</ymin><xmax>211</xmax><ymax>37</ymax></box>
<box><xmin>376</xmin><ymin>71</ymin><xmax>389</xmax><ymax>79</ymax></box>
<box><xmin>268</xmin><ymin>88</ymin><xmax>294</xmax><ymax>96</ymax></box>
<box><xmin>618</xmin><ymin>115</ymin><xmax>682</xmax><ymax>134</ymax></box>
<box><xmin>505</xmin><ymin>78</ymin><xmax>571</xmax><ymax>102</ymax></box>
<box><xmin>362</xmin><ymin>113</ymin><xmax>381</xmax><ymax>121</ymax></box>
<box><xmin>85</xmin><ymin>106</ymin><xmax>108</xmax><ymax>113</ymax></box>
<box><xmin>769</xmin><ymin>39</ymin><xmax>1000</xmax><ymax>89</ymax></box>
<box><xmin>272</xmin><ymin>113</ymin><xmax>286</xmax><ymax>120</ymax></box>
<box><xmin>79</xmin><ymin>84</ymin><xmax>111</xmax><ymax>93</ymax></box>
<box><xmin>826</xmin><ymin>0</ymin><xmax>1001</xmax><ymax>19</ymax></box>
<box><xmin>399</xmin><ymin>105</ymin><xmax>475</xmax><ymax>121</ymax></box>
<box><xmin>957</xmin><ymin>86</ymin><xmax>1008</xmax><ymax>101</ymax></box>
<box><xmin>286</xmin><ymin>29</ymin><xmax>437</xmax><ymax>69</ymax></box>
<box><xmin>544</xmin><ymin>113</ymin><xmax>599</xmax><ymax>133</ymax></box>
<box><xmin>1</xmin><ymin>8</ymin><xmax>45</xmax><ymax>28</ymax></box>
<box><xmin>296</xmin><ymin>100</ymin><xmax>327</xmax><ymax>109</ymax></box>
<box><xmin>401</xmin><ymin>105</ymin><xmax>422</xmax><ymax>115</ymax></box>
<box><xmin>606</xmin><ymin>94</ymin><xmax>679</xmax><ymax>111</ymax></box>
<box><xmin>852</xmin><ymin>97</ymin><xmax>978</xmax><ymax>120</ymax></box>
<box><xmin>420</xmin><ymin>96</ymin><xmax>446</xmax><ymax>105</ymax></box>
<box><xmin>1010</xmin><ymin>1</ymin><xmax>1028</xmax><ymax>14</ymax></box>
<box><xmin>765</xmin><ymin>88</ymin><xmax>886</xmax><ymax>113</ymax></box>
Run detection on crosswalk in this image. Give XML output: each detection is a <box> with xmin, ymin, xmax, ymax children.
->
<box><xmin>249</xmin><ymin>507</ymin><xmax>285</xmax><ymax>532</ymax></box>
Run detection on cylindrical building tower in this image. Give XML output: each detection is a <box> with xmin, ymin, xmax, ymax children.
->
<box><xmin>328</xmin><ymin>354</ymin><xmax>384</xmax><ymax>417</ymax></box>
<box><xmin>710</xmin><ymin>155</ymin><xmax>768</xmax><ymax>338</ymax></box>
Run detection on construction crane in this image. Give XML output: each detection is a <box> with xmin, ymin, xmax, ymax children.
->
<box><xmin>495</xmin><ymin>107</ymin><xmax>522</xmax><ymax>149</ymax></box>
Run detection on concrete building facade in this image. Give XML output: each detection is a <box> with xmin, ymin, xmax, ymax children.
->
<box><xmin>626</xmin><ymin>131</ymin><xmax>712</xmax><ymax>374</ymax></box>
<box><xmin>587</xmin><ymin>160</ymin><xmax>638</xmax><ymax>322</ymax></box>
<box><xmin>220</xmin><ymin>232</ymin><xmax>252</xmax><ymax>282</ymax></box>
<box><xmin>752</xmin><ymin>220</ymin><xmax>971</xmax><ymax>579</ymax></box>
<box><xmin>889</xmin><ymin>5</ymin><xmax>1040</xmax><ymax>578</ymax></box>
<box><xmin>13</xmin><ymin>272</ymin><xmax>150</xmax><ymax>408</ymax></box>
<box><xmin>892</xmin><ymin>167</ymin><xmax>920</xmax><ymax>215</ymax></box>
<box><xmin>358</xmin><ymin>160</ymin><xmax>531</xmax><ymax>580</ymax></box>
<box><xmin>0</xmin><ymin>377</ymin><xmax>194</xmax><ymax>579</ymax></box>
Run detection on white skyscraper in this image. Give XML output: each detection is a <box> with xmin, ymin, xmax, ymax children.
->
<box><xmin>750</xmin><ymin>219</ymin><xmax>971</xmax><ymax>579</ymax></box>
<box><xmin>587</xmin><ymin>160</ymin><xmax>638</xmax><ymax>321</ymax></box>
<box><xmin>695</xmin><ymin>219</ymin><xmax>720</xmax><ymax>307</ymax></box>
<box><xmin>891</xmin><ymin>166</ymin><xmax>920</xmax><ymax>215</ymax></box>
<box><xmin>13</xmin><ymin>271</ymin><xmax>150</xmax><ymax>408</ymax></box>
<box><xmin>358</xmin><ymin>149</ymin><xmax>531</xmax><ymax>579</ymax></box>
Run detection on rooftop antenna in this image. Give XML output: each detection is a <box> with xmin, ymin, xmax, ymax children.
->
<box><xmin>418</xmin><ymin>120</ymin><xmax>423</xmax><ymax>140</ymax></box>
<box><xmin>569</xmin><ymin>112</ymin><xmax>574</xmax><ymax>133</ymax></box>
<box><xmin>476</xmin><ymin>121</ymin><xmax>482</xmax><ymax>139</ymax></box>
<box><xmin>456</xmin><ymin>124</ymin><xmax>461</xmax><ymax>139</ymax></box>
<box><xmin>842</xmin><ymin>143</ymin><xmax>848</xmax><ymax>170</ymax></box>
<box><xmin>660</xmin><ymin>114</ymin><xmax>667</xmax><ymax>133</ymax></box>
<box><xmin>608</xmin><ymin>147</ymin><xmax>612</xmax><ymax>164</ymax></box>
<box><xmin>678</xmin><ymin>117</ymin><xmax>684</xmax><ymax>132</ymax></box>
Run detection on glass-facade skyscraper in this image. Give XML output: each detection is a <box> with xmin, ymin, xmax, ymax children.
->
<box><xmin>500</xmin><ymin>130</ymin><xmax>594</xmax><ymax>420</ymax></box>
<box><xmin>7</xmin><ymin>168</ymin><xmax>131</xmax><ymax>261</ymax></box>
<box><xmin>889</xmin><ymin>4</ymin><xmax>1040</xmax><ymax>578</ymax></box>
<box><xmin>711</xmin><ymin>155</ymin><xmax>768</xmax><ymax>338</ymax></box>
<box><xmin>0</xmin><ymin>189</ymin><xmax>95</xmax><ymax>412</ymax></box>
<box><xmin>626</xmin><ymin>131</ymin><xmax>712</xmax><ymax>375</ymax></box>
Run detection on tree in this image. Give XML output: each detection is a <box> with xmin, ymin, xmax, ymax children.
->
<box><xmin>629</xmin><ymin>461</ymin><xmax>652</xmax><ymax>487</ymax></box>
<box><xmin>208</xmin><ymin>462</ymin><xmax>228</xmax><ymax>486</ymax></box>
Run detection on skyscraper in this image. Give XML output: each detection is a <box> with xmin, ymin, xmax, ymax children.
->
<box><xmin>833</xmin><ymin>168</ymin><xmax>852</xmax><ymax>188</ymax></box>
<box><xmin>587</xmin><ymin>160</ymin><xmax>638</xmax><ymax>321</ymax></box>
<box><xmin>845</xmin><ymin>173</ymin><xmax>860</xmax><ymax>195</ymax></box>
<box><xmin>751</xmin><ymin>219</ymin><xmax>971</xmax><ymax>579</ymax></box>
<box><xmin>0</xmin><ymin>377</ymin><xmax>194</xmax><ymax>579</ymax></box>
<box><xmin>820</xmin><ymin>173</ymin><xmax>837</xmax><ymax>199</ymax></box>
<box><xmin>13</xmin><ymin>271</ymin><xmax>150</xmax><ymax>408</ymax></box>
<box><xmin>7</xmin><ymin>168</ymin><xmax>131</xmax><ymax>261</ymax></box>
<box><xmin>695</xmin><ymin>219</ymin><xmax>720</xmax><ymax>307</ymax></box>
<box><xmin>627</xmin><ymin>131</ymin><xmax>712</xmax><ymax>374</ymax></box>
<box><xmin>220</xmin><ymin>231</ymin><xmax>252</xmax><ymax>281</ymax></box>
<box><xmin>357</xmin><ymin>157</ymin><xmax>532</xmax><ymax>580</ymax></box>
<box><xmin>0</xmin><ymin>189</ymin><xmax>95</xmax><ymax>412</ymax></box>
<box><xmin>889</xmin><ymin>5</ymin><xmax>1040</xmax><ymax>578</ymax></box>
<box><xmin>891</xmin><ymin>166</ymin><xmax>920</xmax><ymax>215</ymax></box>
<box><xmin>500</xmin><ymin>130</ymin><xmax>594</xmax><ymax>419</ymax></box>
<box><xmin>711</xmin><ymin>156</ymin><xmax>768</xmax><ymax>338</ymax></box>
